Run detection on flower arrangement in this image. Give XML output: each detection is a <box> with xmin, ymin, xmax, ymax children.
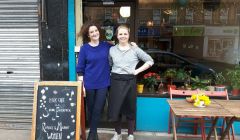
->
<box><xmin>143</xmin><ymin>72</ymin><xmax>160</xmax><ymax>88</ymax></box>
<box><xmin>190</xmin><ymin>93</ymin><xmax>211</xmax><ymax>107</ymax></box>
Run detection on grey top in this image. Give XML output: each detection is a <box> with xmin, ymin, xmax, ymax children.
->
<box><xmin>109</xmin><ymin>44</ymin><xmax>154</xmax><ymax>74</ymax></box>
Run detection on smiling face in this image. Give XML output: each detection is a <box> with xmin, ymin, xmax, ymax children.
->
<box><xmin>88</xmin><ymin>25</ymin><xmax>100</xmax><ymax>42</ymax></box>
<box><xmin>117</xmin><ymin>26</ymin><xmax>130</xmax><ymax>45</ymax></box>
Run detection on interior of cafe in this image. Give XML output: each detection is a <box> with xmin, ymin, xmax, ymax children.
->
<box><xmin>75</xmin><ymin>0</ymin><xmax>240</xmax><ymax>135</ymax></box>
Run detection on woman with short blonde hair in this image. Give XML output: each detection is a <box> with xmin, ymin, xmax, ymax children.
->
<box><xmin>108</xmin><ymin>25</ymin><xmax>154</xmax><ymax>140</ymax></box>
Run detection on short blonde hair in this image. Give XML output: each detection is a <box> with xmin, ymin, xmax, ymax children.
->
<box><xmin>116</xmin><ymin>25</ymin><xmax>130</xmax><ymax>35</ymax></box>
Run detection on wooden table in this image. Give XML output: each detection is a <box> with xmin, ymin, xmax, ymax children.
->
<box><xmin>168</xmin><ymin>100</ymin><xmax>234</xmax><ymax>140</ymax></box>
<box><xmin>214</xmin><ymin>100</ymin><xmax>240</xmax><ymax>140</ymax></box>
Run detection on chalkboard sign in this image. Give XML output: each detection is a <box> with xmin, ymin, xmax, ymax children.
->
<box><xmin>31</xmin><ymin>81</ymin><xmax>82</xmax><ymax>140</ymax></box>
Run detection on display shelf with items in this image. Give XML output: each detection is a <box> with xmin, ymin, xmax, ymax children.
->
<box><xmin>137</xmin><ymin>7</ymin><xmax>173</xmax><ymax>51</ymax></box>
<box><xmin>137</xmin><ymin>25</ymin><xmax>172</xmax><ymax>50</ymax></box>
<box><xmin>137</xmin><ymin>26</ymin><xmax>160</xmax><ymax>37</ymax></box>
<box><xmin>137</xmin><ymin>36</ymin><xmax>172</xmax><ymax>51</ymax></box>
<box><xmin>138</xmin><ymin>8</ymin><xmax>153</xmax><ymax>26</ymax></box>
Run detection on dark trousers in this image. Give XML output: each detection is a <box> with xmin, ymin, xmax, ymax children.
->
<box><xmin>86</xmin><ymin>88</ymin><xmax>108</xmax><ymax>133</ymax></box>
<box><xmin>108</xmin><ymin>73</ymin><xmax>136</xmax><ymax>135</ymax></box>
<box><xmin>114</xmin><ymin>115</ymin><xmax>135</xmax><ymax>135</ymax></box>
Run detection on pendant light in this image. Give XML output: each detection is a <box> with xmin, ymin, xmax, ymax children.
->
<box><xmin>119</xmin><ymin>6</ymin><xmax>131</xmax><ymax>18</ymax></box>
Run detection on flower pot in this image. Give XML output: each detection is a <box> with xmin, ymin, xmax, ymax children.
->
<box><xmin>207</xmin><ymin>86</ymin><xmax>215</xmax><ymax>91</ymax></box>
<box><xmin>167</xmin><ymin>85</ymin><xmax>176</xmax><ymax>91</ymax></box>
<box><xmin>137</xmin><ymin>84</ymin><xmax>144</xmax><ymax>94</ymax></box>
<box><xmin>214</xmin><ymin>85</ymin><xmax>226</xmax><ymax>91</ymax></box>
<box><xmin>232</xmin><ymin>89</ymin><xmax>239</xmax><ymax>96</ymax></box>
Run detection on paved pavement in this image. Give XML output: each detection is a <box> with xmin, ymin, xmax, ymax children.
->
<box><xmin>0</xmin><ymin>129</ymin><xmax>31</xmax><ymax>140</ymax></box>
<box><xmin>1</xmin><ymin>128</ymin><xmax>239</xmax><ymax>140</ymax></box>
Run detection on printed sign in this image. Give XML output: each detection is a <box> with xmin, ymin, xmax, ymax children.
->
<box><xmin>173</xmin><ymin>26</ymin><xmax>204</xmax><ymax>36</ymax></box>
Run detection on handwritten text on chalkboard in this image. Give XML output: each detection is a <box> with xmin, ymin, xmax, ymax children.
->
<box><xmin>36</xmin><ymin>86</ymin><xmax>77</xmax><ymax>140</ymax></box>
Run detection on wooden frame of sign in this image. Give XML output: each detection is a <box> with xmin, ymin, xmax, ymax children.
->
<box><xmin>31</xmin><ymin>81</ymin><xmax>83</xmax><ymax>140</ymax></box>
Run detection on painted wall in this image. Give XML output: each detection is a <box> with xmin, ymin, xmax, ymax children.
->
<box><xmin>40</xmin><ymin>0</ymin><xmax>69</xmax><ymax>80</ymax></box>
<box><xmin>136</xmin><ymin>97</ymin><xmax>240</xmax><ymax>135</ymax></box>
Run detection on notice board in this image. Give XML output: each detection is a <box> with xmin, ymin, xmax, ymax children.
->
<box><xmin>31</xmin><ymin>81</ymin><xmax>82</xmax><ymax>140</ymax></box>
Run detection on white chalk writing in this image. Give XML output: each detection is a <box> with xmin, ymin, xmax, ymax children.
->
<box><xmin>49</xmin><ymin>98</ymin><xmax>65</xmax><ymax>103</ymax></box>
<box><xmin>47</xmin><ymin>132</ymin><xmax>62</xmax><ymax>139</ymax></box>
<box><xmin>42</xmin><ymin>122</ymin><xmax>70</xmax><ymax>140</ymax></box>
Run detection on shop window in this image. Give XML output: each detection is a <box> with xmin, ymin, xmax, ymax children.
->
<box><xmin>136</xmin><ymin>1</ymin><xmax>240</xmax><ymax>92</ymax></box>
<box><xmin>137</xmin><ymin>7</ymin><xmax>172</xmax><ymax>51</ymax></box>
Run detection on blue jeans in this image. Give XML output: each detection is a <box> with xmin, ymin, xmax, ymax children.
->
<box><xmin>86</xmin><ymin>87</ymin><xmax>108</xmax><ymax>133</ymax></box>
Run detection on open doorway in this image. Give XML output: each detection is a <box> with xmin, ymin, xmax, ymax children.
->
<box><xmin>82</xmin><ymin>0</ymin><xmax>136</xmax><ymax>128</ymax></box>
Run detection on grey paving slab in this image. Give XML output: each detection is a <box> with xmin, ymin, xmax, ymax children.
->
<box><xmin>0</xmin><ymin>129</ymin><xmax>31</xmax><ymax>140</ymax></box>
<box><xmin>0</xmin><ymin>128</ymin><xmax>238</xmax><ymax>140</ymax></box>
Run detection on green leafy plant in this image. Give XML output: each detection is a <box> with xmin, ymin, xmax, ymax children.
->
<box><xmin>163</xmin><ymin>68</ymin><xmax>177</xmax><ymax>85</ymax></box>
<box><xmin>214</xmin><ymin>72</ymin><xmax>226</xmax><ymax>86</ymax></box>
<box><xmin>191</xmin><ymin>76</ymin><xmax>211</xmax><ymax>90</ymax></box>
<box><xmin>176</xmin><ymin>68</ymin><xmax>188</xmax><ymax>80</ymax></box>
<box><xmin>143</xmin><ymin>72</ymin><xmax>160</xmax><ymax>88</ymax></box>
<box><xmin>226</xmin><ymin>65</ymin><xmax>240</xmax><ymax>89</ymax></box>
<box><xmin>175</xmin><ymin>68</ymin><xmax>192</xmax><ymax>89</ymax></box>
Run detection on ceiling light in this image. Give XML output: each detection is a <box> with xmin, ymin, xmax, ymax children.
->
<box><xmin>119</xmin><ymin>6</ymin><xmax>131</xmax><ymax>18</ymax></box>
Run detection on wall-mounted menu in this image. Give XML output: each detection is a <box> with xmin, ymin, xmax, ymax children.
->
<box><xmin>31</xmin><ymin>81</ymin><xmax>82</xmax><ymax>140</ymax></box>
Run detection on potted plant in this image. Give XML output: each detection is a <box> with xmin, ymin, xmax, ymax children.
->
<box><xmin>143</xmin><ymin>72</ymin><xmax>160</xmax><ymax>93</ymax></box>
<box><xmin>176</xmin><ymin>68</ymin><xmax>189</xmax><ymax>81</ymax></box>
<box><xmin>214</xmin><ymin>72</ymin><xmax>226</xmax><ymax>91</ymax></box>
<box><xmin>226</xmin><ymin>65</ymin><xmax>240</xmax><ymax>96</ymax></box>
<box><xmin>164</xmin><ymin>68</ymin><xmax>177</xmax><ymax>91</ymax></box>
<box><xmin>190</xmin><ymin>76</ymin><xmax>211</xmax><ymax>90</ymax></box>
